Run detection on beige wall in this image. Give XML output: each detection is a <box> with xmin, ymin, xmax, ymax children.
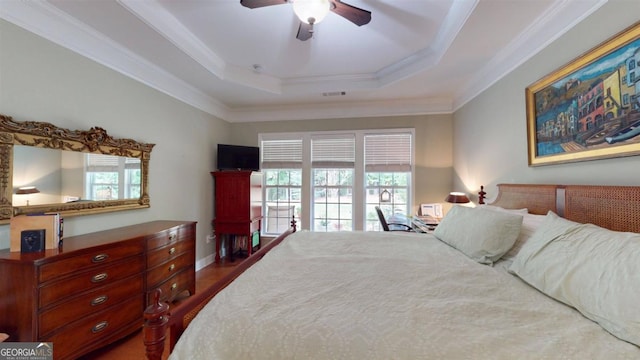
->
<box><xmin>453</xmin><ymin>0</ymin><xmax>640</xmax><ymax>203</ymax></box>
<box><xmin>0</xmin><ymin>19</ymin><xmax>231</xmax><ymax>265</ymax></box>
<box><xmin>5</xmin><ymin>0</ymin><xmax>637</xmax><ymax>259</ymax></box>
<box><xmin>230</xmin><ymin>114</ymin><xmax>454</xmax><ymax>215</ymax></box>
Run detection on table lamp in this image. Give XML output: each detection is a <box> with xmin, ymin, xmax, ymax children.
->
<box><xmin>16</xmin><ymin>186</ymin><xmax>40</xmax><ymax>206</ymax></box>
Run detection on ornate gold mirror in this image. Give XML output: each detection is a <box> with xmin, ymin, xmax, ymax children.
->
<box><xmin>0</xmin><ymin>114</ymin><xmax>154</xmax><ymax>223</ymax></box>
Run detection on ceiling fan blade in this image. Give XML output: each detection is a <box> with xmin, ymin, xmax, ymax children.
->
<box><xmin>330</xmin><ymin>0</ymin><xmax>371</xmax><ymax>26</ymax></box>
<box><xmin>296</xmin><ymin>22</ymin><xmax>313</xmax><ymax>41</ymax></box>
<box><xmin>240</xmin><ymin>0</ymin><xmax>288</xmax><ymax>9</ymax></box>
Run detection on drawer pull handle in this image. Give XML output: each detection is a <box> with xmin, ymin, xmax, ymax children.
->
<box><xmin>168</xmin><ymin>264</ymin><xmax>175</xmax><ymax>272</ymax></box>
<box><xmin>91</xmin><ymin>273</ymin><xmax>108</xmax><ymax>283</ymax></box>
<box><xmin>171</xmin><ymin>283</ymin><xmax>178</xmax><ymax>291</ymax></box>
<box><xmin>168</xmin><ymin>247</ymin><xmax>176</xmax><ymax>255</ymax></box>
<box><xmin>91</xmin><ymin>295</ymin><xmax>109</xmax><ymax>306</ymax></box>
<box><xmin>169</xmin><ymin>233</ymin><xmax>177</xmax><ymax>241</ymax></box>
<box><xmin>92</xmin><ymin>254</ymin><xmax>109</xmax><ymax>263</ymax></box>
<box><xmin>92</xmin><ymin>321</ymin><xmax>109</xmax><ymax>333</ymax></box>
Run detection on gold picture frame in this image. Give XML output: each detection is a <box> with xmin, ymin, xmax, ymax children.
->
<box><xmin>526</xmin><ymin>21</ymin><xmax>640</xmax><ymax>166</ymax></box>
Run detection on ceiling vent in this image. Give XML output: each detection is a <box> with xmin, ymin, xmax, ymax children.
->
<box><xmin>322</xmin><ymin>91</ymin><xmax>346</xmax><ymax>97</ymax></box>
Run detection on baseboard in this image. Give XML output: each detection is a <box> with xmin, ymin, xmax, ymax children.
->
<box><xmin>195</xmin><ymin>253</ymin><xmax>215</xmax><ymax>271</ymax></box>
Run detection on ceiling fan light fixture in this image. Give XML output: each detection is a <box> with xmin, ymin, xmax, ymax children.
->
<box><xmin>293</xmin><ymin>0</ymin><xmax>331</xmax><ymax>24</ymax></box>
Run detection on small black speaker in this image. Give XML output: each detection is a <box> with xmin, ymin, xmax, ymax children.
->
<box><xmin>21</xmin><ymin>229</ymin><xmax>45</xmax><ymax>253</ymax></box>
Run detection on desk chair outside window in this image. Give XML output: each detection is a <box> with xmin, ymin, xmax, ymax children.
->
<box><xmin>375</xmin><ymin>206</ymin><xmax>414</xmax><ymax>232</ymax></box>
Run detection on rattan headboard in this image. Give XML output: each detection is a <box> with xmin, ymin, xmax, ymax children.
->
<box><xmin>490</xmin><ymin>184</ymin><xmax>558</xmax><ymax>215</ymax></box>
<box><xmin>489</xmin><ymin>183</ymin><xmax>640</xmax><ymax>233</ymax></box>
<box><xmin>563</xmin><ymin>185</ymin><xmax>640</xmax><ymax>233</ymax></box>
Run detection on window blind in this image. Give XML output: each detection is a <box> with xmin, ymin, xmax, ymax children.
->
<box><xmin>125</xmin><ymin>157</ymin><xmax>140</xmax><ymax>169</ymax></box>
<box><xmin>364</xmin><ymin>133</ymin><xmax>412</xmax><ymax>171</ymax></box>
<box><xmin>261</xmin><ymin>139</ymin><xmax>303</xmax><ymax>169</ymax></box>
<box><xmin>86</xmin><ymin>153</ymin><xmax>119</xmax><ymax>172</ymax></box>
<box><xmin>311</xmin><ymin>135</ymin><xmax>355</xmax><ymax>168</ymax></box>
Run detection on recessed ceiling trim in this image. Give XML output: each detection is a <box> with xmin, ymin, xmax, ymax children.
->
<box><xmin>117</xmin><ymin>0</ymin><xmax>226</xmax><ymax>76</ymax></box>
<box><xmin>429</xmin><ymin>0</ymin><xmax>479</xmax><ymax>53</ymax></box>
<box><xmin>118</xmin><ymin>0</ymin><xmax>283</xmax><ymax>94</ymax></box>
<box><xmin>452</xmin><ymin>0</ymin><xmax>608</xmax><ymax>111</ymax></box>
<box><xmin>0</xmin><ymin>0</ymin><xmax>229</xmax><ymax>119</ymax></box>
<box><xmin>1</xmin><ymin>0</ymin><xmax>613</xmax><ymax>123</ymax></box>
<box><xmin>374</xmin><ymin>47</ymin><xmax>438</xmax><ymax>87</ymax></box>
<box><xmin>121</xmin><ymin>0</ymin><xmax>479</xmax><ymax>96</ymax></box>
<box><xmin>375</xmin><ymin>0</ymin><xmax>478</xmax><ymax>85</ymax></box>
<box><xmin>282</xmin><ymin>73</ymin><xmax>380</xmax><ymax>94</ymax></box>
<box><xmin>225</xmin><ymin>66</ymin><xmax>283</xmax><ymax>94</ymax></box>
<box><xmin>276</xmin><ymin>0</ymin><xmax>480</xmax><ymax>92</ymax></box>
<box><xmin>225</xmin><ymin>97</ymin><xmax>453</xmax><ymax>123</ymax></box>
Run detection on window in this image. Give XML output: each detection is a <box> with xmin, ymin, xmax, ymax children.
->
<box><xmin>124</xmin><ymin>157</ymin><xmax>142</xmax><ymax>198</ymax></box>
<box><xmin>311</xmin><ymin>136</ymin><xmax>355</xmax><ymax>231</ymax></box>
<box><xmin>261</xmin><ymin>139</ymin><xmax>303</xmax><ymax>233</ymax></box>
<box><xmin>260</xmin><ymin>129</ymin><xmax>413</xmax><ymax>233</ymax></box>
<box><xmin>85</xmin><ymin>154</ymin><xmax>141</xmax><ymax>200</ymax></box>
<box><xmin>364</xmin><ymin>133</ymin><xmax>412</xmax><ymax>230</ymax></box>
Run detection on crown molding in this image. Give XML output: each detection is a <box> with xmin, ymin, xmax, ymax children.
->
<box><xmin>118</xmin><ymin>0</ymin><xmax>284</xmax><ymax>94</ymax></box>
<box><xmin>0</xmin><ymin>0</ymin><xmax>230</xmax><ymax>119</ymax></box>
<box><xmin>0</xmin><ymin>0</ymin><xmax>607</xmax><ymax>123</ymax></box>
<box><xmin>119</xmin><ymin>0</ymin><xmax>476</xmax><ymax>96</ymax></box>
<box><xmin>225</xmin><ymin>97</ymin><xmax>453</xmax><ymax>123</ymax></box>
<box><xmin>453</xmin><ymin>0</ymin><xmax>608</xmax><ymax>111</ymax></box>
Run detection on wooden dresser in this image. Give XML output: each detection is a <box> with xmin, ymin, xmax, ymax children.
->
<box><xmin>0</xmin><ymin>220</ymin><xmax>196</xmax><ymax>360</ymax></box>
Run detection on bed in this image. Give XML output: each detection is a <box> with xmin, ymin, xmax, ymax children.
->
<box><xmin>143</xmin><ymin>184</ymin><xmax>640</xmax><ymax>359</ymax></box>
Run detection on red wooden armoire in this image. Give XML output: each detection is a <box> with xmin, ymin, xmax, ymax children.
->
<box><xmin>211</xmin><ymin>171</ymin><xmax>263</xmax><ymax>261</ymax></box>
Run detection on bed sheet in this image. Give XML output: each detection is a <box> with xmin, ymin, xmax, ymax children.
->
<box><xmin>170</xmin><ymin>231</ymin><xmax>639</xmax><ymax>359</ymax></box>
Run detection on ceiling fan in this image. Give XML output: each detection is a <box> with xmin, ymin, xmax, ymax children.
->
<box><xmin>240</xmin><ymin>0</ymin><xmax>372</xmax><ymax>41</ymax></box>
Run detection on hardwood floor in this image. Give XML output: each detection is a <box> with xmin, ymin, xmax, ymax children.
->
<box><xmin>80</xmin><ymin>258</ymin><xmax>241</xmax><ymax>360</ymax></box>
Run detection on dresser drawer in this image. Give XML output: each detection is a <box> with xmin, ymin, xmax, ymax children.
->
<box><xmin>38</xmin><ymin>275</ymin><xmax>143</xmax><ymax>337</ymax></box>
<box><xmin>146</xmin><ymin>229</ymin><xmax>179</xmax><ymax>251</ymax></box>
<box><xmin>147</xmin><ymin>267</ymin><xmax>195</xmax><ymax>304</ymax></box>
<box><xmin>146</xmin><ymin>239</ymin><xmax>194</xmax><ymax>268</ymax></box>
<box><xmin>147</xmin><ymin>223</ymin><xmax>195</xmax><ymax>250</ymax></box>
<box><xmin>39</xmin><ymin>256</ymin><xmax>144</xmax><ymax>308</ymax></box>
<box><xmin>43</xmin><ymin>295</ymin><xmax>142</xmax><ymax>360</ymax></box>
<box><xmin>146</xmin><ymin>251</ymin><xmax>194</xmax><ymax>289</ymax></box>
<box><xmin>39</xmin><ymin>242</ymin><xmax>144</xmax><ymax>283</ymax></box>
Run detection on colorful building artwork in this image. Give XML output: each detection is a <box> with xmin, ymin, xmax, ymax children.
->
<box><xmin>535</xmin><ymin>38</ymin><xmax>640</xmax><ymax>156</ymax></box>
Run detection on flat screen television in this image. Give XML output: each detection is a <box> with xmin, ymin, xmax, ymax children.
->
<box><xmin>217</xmin><ymin>144</ymin><xmax>260</xmax><ymax>171</ymax></box>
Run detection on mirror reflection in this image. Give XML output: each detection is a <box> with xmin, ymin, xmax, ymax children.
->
<box><xmin>12</xmin><ymin>146</ymin><xmax>141</xmax><ymax>207</ymax></box>
<box><xmin>0</xmin><ymin>114</ymin><xmax>154</xmax><ymax>222</ymax></box>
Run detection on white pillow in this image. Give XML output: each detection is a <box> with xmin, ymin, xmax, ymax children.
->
<box><xmin>480</xmin><ymin>204</ymin><xmax>529</xmax><ymax>215</ymax></box>
<box><xmin>501</xmin><ymin>213</ymin><xmax>546</xmax><ymax>261</ymax></box>
<box><xmin>434</xmin><ymin>205</ymin><xmax>523</xmax><ymax>265</ymax></box>
<box><xmin>510</xmin><ymin>211</ymin><xmax>640</xmax><ymax>346</ymax></box>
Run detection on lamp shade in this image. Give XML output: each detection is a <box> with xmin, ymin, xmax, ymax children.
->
<box><xmin>293</xmin><ymin>0</ymin><xmax>331</xmax><ymax>24</ymax></box>
<box><xmin>16</xmin><ymin>186</ymin><xmax>40</xmax><ymax>195</ymax></box>
<box><xmin>445</xmin><ymin>191</ymin><xmax>470</xmax><ymax>204</ymax></box>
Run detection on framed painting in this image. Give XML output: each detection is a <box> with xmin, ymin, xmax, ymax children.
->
<box><xmin>526</xmin><ymin>21</ymin><xmax>640</xmax><ymax>166</ymax></box>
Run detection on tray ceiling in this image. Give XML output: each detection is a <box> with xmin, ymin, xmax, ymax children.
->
<box><xmin>0</xmin><ymin>0</ymin><xmax>606</xmax><ymax>122</ymax></box>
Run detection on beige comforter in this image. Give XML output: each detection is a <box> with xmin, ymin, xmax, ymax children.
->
<box><xmin>170</xmin><ymin>231</ymin><xmax>639</xmax><ymax>359</ymax></box>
